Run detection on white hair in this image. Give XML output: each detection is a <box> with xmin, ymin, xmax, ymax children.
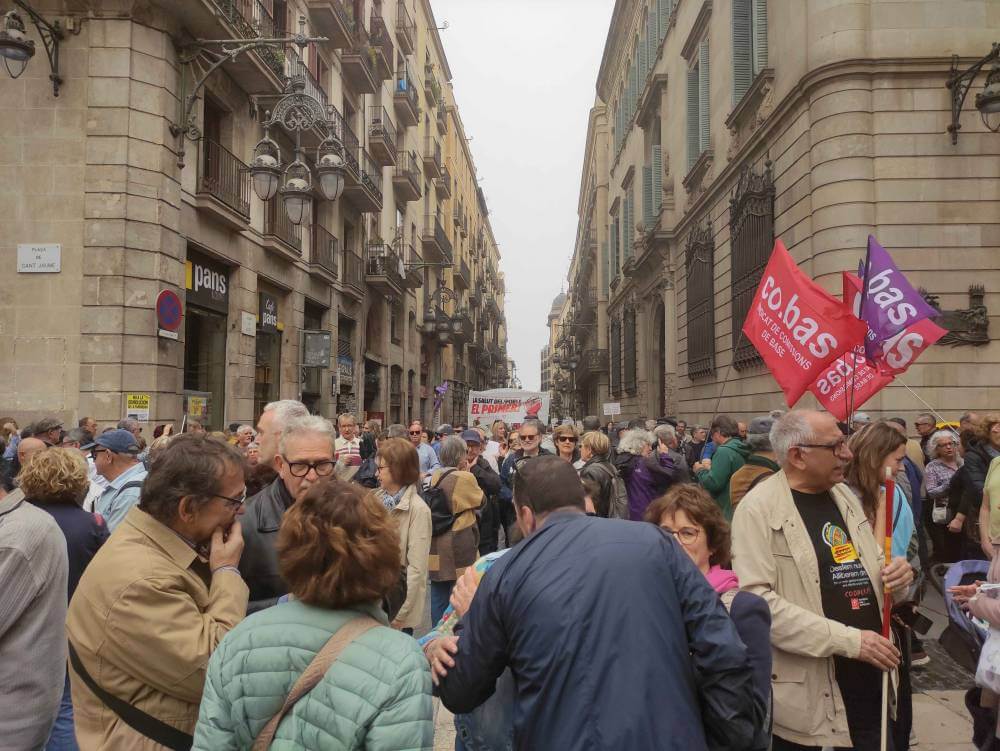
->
<box><xmin>770</xmin><ymin>411</ymin><xmax>815</xmax><ymax>467</ymax></box>
<box><xmin>236</xmin><ymin>424</ymin><xmax>254</xmax><ymax>436</ymax></box>
<box><xmin>263</xmin><ymin>400</ymin><xmax>309</xmax><ymax>432</ymax></box>
<box><xmin>439</xmin><ymin>434</ymin><xmax>468</xmax><ymax>468</ymax></box>
<box><xmin>618</xmin><ymin>429</ymin><xmax>655</xmax><ymax>456</ymax></box>
<box><xmin>278</xmin><ymin>415</ymin><xmax>335</xmax><ymax>455</ymax></box>
<box><xmin>927</xmin><ymin>429</ymin><xmax>959</xmax><ymax>458</ymax></box>
<box><xmin>653</xmin><ymin>424</ymin><xmax>676</xmax><ymax>444</ymax></box>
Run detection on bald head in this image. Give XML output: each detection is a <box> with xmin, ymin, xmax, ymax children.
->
<box><xmin>17</xmin><ymin>437</ymin><xmax>47</xmax><ymax>468</ymax></box>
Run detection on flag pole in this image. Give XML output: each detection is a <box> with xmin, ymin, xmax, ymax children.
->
<box><xmin>895</xmin><ymin>377</ymin><xmax>953</xmax><ymax>429</ymax></box>
<box><xmin>880</xmin><ymin>466</ymin><xmax>895</xmax><ymax>751</ymax></box>
<box><xmin>713</xmin><ymin>331</ymin><xmax>745</xmax><ymax>416</ymax></box>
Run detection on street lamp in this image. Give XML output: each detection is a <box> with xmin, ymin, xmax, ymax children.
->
<box><xmin>947</xmin><ymin>42</ymin><xmax>1000</xmax><ymax>144</ymax></box>
<box><xmin>0</xmin><ymin>2</ymin><xmax>63</xmax><ymax>96</ymax></box>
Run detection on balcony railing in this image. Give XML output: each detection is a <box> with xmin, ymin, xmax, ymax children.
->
<box><xmin>264</xmin><ymin>197</ymin><xmax>302</xmax><ymax>252</ymax></box>
<box><xmin>423</xmin><ymin>136</ymin><xmax>441</xmax><ymax>177</ymax></box>
<box><xmin>213</xmin><ymin>0</ymin><xmax>284</xmax><ymax>78</ymax></box>
<box><xmin>436</xmin><ymin>106</ymin><xmax>447</xmax><ymax>134</ymax></box>
<box><xmin>311</xmin><ymin>222</ymin><xmax>338</xmax><ymax>278</ymax></box>
<box><xmin>369</xmin><ymin>8</ymin><xmax>394</xmax><ymax>80</ymax></box>
<box><xmin>365</xmin><ymin>243</ymin><xmax>404</xmax><ymax>284</ymax></box>
<box><xmin>392</xmin><ymin>150</ymin><xmax>422</xmax><ymax>202</ymax></box>
<box><xmin>396</xmin><ymin>1</ymin><xmax>415</xmax><ymax>54</ymax></box>
<box><xmin>342</xmin><ymin>248</ymin><xmax>364</xmax><ymax>291</ymax></box>
<box><xmin>435</xmin><ymin>217</ymin><xmax>453</xmax><ymax>263</ymax></box>
<box><xmin>328</xmin><ymin>105</ymin><xmax>360</xmax><ymax>177</ymax></box>
<box><xmin>284</xmin><ymin>46</ymin><xmax>329</xmax><ymax>113</ymax></box>
<box><xmin>460</xmin><ymin>259</ymin><xmax>470</xmax><ymax>286</ymax></box>
<box><xmin>368</xmin><ymin>106</ymin><xmax>397</xmax><ymax>166</ymax></box>
<box><xmin>424</xmin><ymin>63</ymin><xmax>440</xmax><ymax>105</ymax></box>
<box><xmin>360</xmin><ymin>149</ymin><xmax>384</xmax><ymax>204</ymax></box>
<box><xmin>394</xmin><ymin>64</ymin><xmax>420</xmax><ymax>126</ymax></box>
<box><xmin>198</xmin><ymin>139</ymin><xmax>250</xmax><ymax>219</ymax></box>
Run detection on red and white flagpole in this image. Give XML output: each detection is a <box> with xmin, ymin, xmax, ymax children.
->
<box><xmin>881</xmin><ymin>466</ymin><xmax>895</xmax><ymax>751</ymax></box>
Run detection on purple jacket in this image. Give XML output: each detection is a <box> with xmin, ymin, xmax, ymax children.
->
<box><xmin>614</xmin><ymin>450</ymin><xmax>677</xmax><ymax>521</ymax></box>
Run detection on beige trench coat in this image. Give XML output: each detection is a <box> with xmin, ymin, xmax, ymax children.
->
<box><xmin>66</xmin><ymin>507</ymin><xmax>248</xmax><ymax>750</ymax></box>
<box><xmin>732</xmin><ymin>470</ymin><xmax>898</xmax><ymax>748</ymax></box>
<box><xmin>390</xmin><ymin>484</ymin><xmax>432</xmax><ymax>628</ymax></box>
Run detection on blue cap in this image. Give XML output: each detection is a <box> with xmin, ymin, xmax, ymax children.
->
<box><xmin>461</xmin><ymin>429</ymin><xmax>482</xmax><ymax>445</ymax></box>
<box><xmin>94</xmin><ymin>429</ymin><xmax>141</xmax><ymax>455</ymax></box>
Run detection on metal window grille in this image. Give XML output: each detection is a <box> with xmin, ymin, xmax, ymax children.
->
<box><xmin>610</xmin><ymin>316</ymin><xmax>622</xmax><ymax>395</ymax></box>
<box><xmin>685</xmin><ymin>223</ymin><xmax>716</xmax><ymax>378</ymax></box>
<box><xmin>624</xmin><ymin>306</ymin><xmax>637</xmax><ymax>394</ymax></box>
<box><xmin>730</xmin><ymin>162</ymin><xmax>775</xmax><ymax>369</ymax></box>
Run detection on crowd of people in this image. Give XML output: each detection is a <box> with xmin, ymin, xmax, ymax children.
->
<box><xmin>2</xmin><ymin>402</ymin><xmax>998</xmax><ymax>750</ymax></box>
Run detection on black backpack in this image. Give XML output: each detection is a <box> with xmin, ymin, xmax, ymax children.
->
<box><xmin>421</xmin><ymin>468</ymin><xmax>457</xmax><ymax>537</ymax></box>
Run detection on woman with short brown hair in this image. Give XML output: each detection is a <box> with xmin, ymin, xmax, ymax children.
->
<box><xmin>375</xmin><ymin>438</ymin><xmax>431</xmax><ymax>631</ymax></box>
<box><xmin>194</xmin><ymin>478</ymin><xmax>433</xmax><ymax>750</ymax></box>
<box><xmin>552</xmin><ymin>423</ymin><xmax>580</xmax><ymax>465</ymax></box>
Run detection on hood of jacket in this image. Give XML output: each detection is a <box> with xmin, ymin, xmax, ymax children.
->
<box><xmin>717</xmin><ymin>438</ymin><xmax>751</xmax><ymax>462</ymax></box>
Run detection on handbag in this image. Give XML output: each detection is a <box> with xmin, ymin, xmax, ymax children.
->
<box><xmin>252</xmin><ymin>614</ymin><xmax>380</xmax><ymax>750</ymax></box>
<box><xmin>976</xmin><ymin>626</ymin><xmax>1000</xmax><ymax>694</ymax></box>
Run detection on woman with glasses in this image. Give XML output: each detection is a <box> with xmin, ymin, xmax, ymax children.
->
<box><xmin>375</xmin><ymin>438</ymin><xmax>431</xmax><ymax>633</ymax></box>
<box><xmin>193</xmin><ymin>479</ymin><xmax>434</xmax><ymax>751</ymax></box>
<box><xmin>925</xmin><ymin>430</ymin><xmax>963</xmax><ymax>528</ymax></box>
<box><xmin>644</xmin><ymin>484</ymin><xmax>772</xmax><ymax>750</ymax></box>
<box><xmin>552</xmin><ymin>423</ymin><xmax>580</xmax><ymax>465</ymax></box>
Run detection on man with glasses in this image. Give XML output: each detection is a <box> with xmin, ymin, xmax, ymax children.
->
<box><xmin>914</xmin><ymin>412</ymin><xmax>937</xmax><ymax>462</ymax></box>
<box><xmin>92</xmin><ymin>428</ymin><xmax>147</xmax><ymax>532</ymax></box>
<box><xmin>498</xmin><ymin>419</ymin><xmax>550</xmax><ymax>536</ymax></box>
<box><xmin>409</xmin><ymin>419</ymin><xmax>440</xmax><ymax>476</ymax></box>
<box><xmin>733</xmin><ymin>410</ymin><xmax>914</xmax><ymax>751</ymax></box>
<box><xmin>67</xmin><ymin>434</ymin><xmax>247</xmax><ymax>750</ymax></box>
<box><xmin>240</xmin><ymin>415</ymin><xmax>336</xmax><ymax>613</ymax></box>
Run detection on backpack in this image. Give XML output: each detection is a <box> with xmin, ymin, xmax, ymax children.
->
<box><xmin>592</xmin><ymin>462</ymin><xmax>629</xmax><ymax>520</ymax></box>
<box><xmin>421</xmin><ymin>468</ymin><xmax>457</xmax><ymax>537</ymax></box>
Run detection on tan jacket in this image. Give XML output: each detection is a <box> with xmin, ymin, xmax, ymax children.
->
<box><xmin>731</xmin><ymin>471</ymin><xmax>894</xmax><ymax>748</ymax></box>
<box><xmin>391</xmin><ymin>484</ymin><xmax>432</xmax><ymax>628</ymax></box>
<box><xmin>66</xmin><ymin>507</ymin><xmax>248</xmax><ymax>750</ymax></box>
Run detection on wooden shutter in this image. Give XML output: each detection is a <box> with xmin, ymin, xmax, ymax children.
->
<box><xmin>624</xmin><ymin>307</ymin><xmax>637</xmax><ymax>393</ymax></box>
<box><xmin>639</xmin><ymin>29</ymin><xmax>648</xmax><ymax>83</ymax></box>
<box><xmin>752</xmin><ymin>0</ymin><xmax>768</xmax><ymax>75</ymax></box>
<box><xmin>698</xmin><ymin>41</ymin><xmax>711</xmax><ymax>154</ymax></box>
<box><xmin>624</xmin><ymin>191</ymin><xmax>634</xmax><ymax>258</ymax></box>
<box><xmin>652</xmin><ymin>145</ymin><xmax>663</xmax><ymax>215</ymax></box>
<box><xmin>648</xmin><ymin>10</ymin><xmax>658</xmax><ymax>69</ymax></box>
<box><xmin>732</xmin><ymin>0</ymin><xmax>752</xmax><ymax>104</ymax></box>
<box><xmin>610</xmin><ymin>317</ymin><xmax>622</xmax><ymax>395</ymax></box>
<box><xmin>658</xmin><ymin>0</ymin><xmax>671</xmax><ymax>40</ymax></box>
<box><xmin>686</xmin><ymin>65</ymin><xmax>700</xmax><ymax>169</ymax></box>
<box><xmin>642</xmin><ymin>165</ymin><xmax>653</xmax><ymax>228</ymax></box>
<box><xmin>685</xmin><ymin>225</ymin><xmax>716</xmax><ymax>378</ymax></box>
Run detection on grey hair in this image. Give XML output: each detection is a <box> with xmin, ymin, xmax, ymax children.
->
<box><xmin>336</xmin><ymin>412</ymin><xmax>358</xmax><ymax>426</ymax></box>
<box><xmin>439</xmin><ymin>434</ymin><xmax>468</xmax><ymax>468</ymax></box>
<box><xmin>928</xmin><ymin>429</ymin><xmax>959</xmax><ymax>457</ymax></box>
<box><xmin>653</xmin><ymin>424</ymin><xmax>676</xmax><ymax>445</ymax></box>
<box><xmin>236</xmin><ymin>424</ymin><xmax>254</xmax><ymax>436</ymax></box>
<box><xmin>770</xmin><ymin>411</ymin><xmax>815</xmax><ymax>467</ymax></box>
<box><xmin>386</xmin><ymin>423</ymin><xmax>408</xmax><ymax>439</ymax></box>
<box><xmin>618</xmin><ymin>429</ymin><xmax>655</xmax><ymax>456</ymax></box>
<box><xmin>117</xmin><ymin>418</ymin><xmax>141</xmax><ymax>433</ymax></box>
<box><xmin>747</xmin><ymin>431</ymin><xmax>773</xmax><ymax>452</ymax></box>
<box><xmin>263</xmin><ymin>400</ymin><xmax>309</xmax><ymax>432</ymax></box>
<box><xmin>278</xmin><ymin>415</ymin><xmax>335</xmax><ymax>455</ymax></box>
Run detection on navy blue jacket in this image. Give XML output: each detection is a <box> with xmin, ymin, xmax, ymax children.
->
<box><xmin>498</xmin><ymin>448</ymin><xmax>553</xmax><ymax>504</ymax></box>
<box><xmin>32</xmin><ymin>501</ymin><xmax>109</xmax><ymax>600</ymax></box>
<box><xmin>437</xmin><ymin>511</ymin><xmax>762</xmax><ymax>750</ymax></box>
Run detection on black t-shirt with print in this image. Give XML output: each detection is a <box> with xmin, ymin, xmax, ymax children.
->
<box><xmin>791</xmin><ymin>489</ymin><xmax>882</xmax><ymax>633</ymax></box>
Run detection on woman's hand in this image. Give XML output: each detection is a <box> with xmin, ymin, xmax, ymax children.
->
<box><xmin>423</xmin><ymin>636</ymin><xmax>459</xmax><ymax>686</ymax></box>
<box><xmin>948</xmin><ymin>513</ymin><xmax>965</xmax><ymax>534</ymax></box>
<box><xmin>949</xmin><ymin>582</ymin><xmax>984</xmax><ymax>605</ymax></box>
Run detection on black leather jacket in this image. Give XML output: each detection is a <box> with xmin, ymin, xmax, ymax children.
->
<box><xmin>239</xmin><ymin>477</ymin><xmax>294</xmax><ymax>614</ymax></box>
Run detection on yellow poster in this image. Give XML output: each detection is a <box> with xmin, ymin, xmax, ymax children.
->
<box><xmin>125</xmin><ymin>393</ymin><xmax>150</xmax><ymax>422</ymax></box>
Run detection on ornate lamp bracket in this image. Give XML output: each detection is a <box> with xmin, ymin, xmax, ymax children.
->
<box><xmin>946</xmin><ymin>42</ymin><xmax>1000</xmax><ymax>145</ymax></box>
<box><xmin>12</xmin><ymin>0</ymin><xmax>64</xmax><ymax>97</ymax></box>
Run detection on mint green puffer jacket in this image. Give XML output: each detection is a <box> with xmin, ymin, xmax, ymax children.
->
<box><xmin>192</xmin><ymin>600</ymin><xmax>433</xmax><ymax>751</ymax></box>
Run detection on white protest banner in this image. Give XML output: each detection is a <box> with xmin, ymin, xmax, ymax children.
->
<box><xmin>468</xmin><ymin>389</ymin><xmax>549</xmax><ymax>427</ymax></box>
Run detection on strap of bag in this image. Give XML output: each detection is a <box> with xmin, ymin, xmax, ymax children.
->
<box><xmin>68</xmin><ymin>642</ymin><xmax>193</xmax><ymax>751</ymax></box>
<box><xmin>432</xmin><ymin>467</ymin><xmax>457</xmax><ymax>488</ymax></box>
<box><xmin>252</xmin><ymin>615</ymin><xmax>380</xmax><ymax>751</ymax></box>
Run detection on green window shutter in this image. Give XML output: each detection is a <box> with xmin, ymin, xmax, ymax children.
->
<box><xmin>612</xmin><ymin>217</ymin><xmax>620</xmax><ymax>274</ymax></box>
<box><xmin>752</xmin><ymin>0</ymin><xmax>768</xmax><ymax>75</ymax></box>
<box><xmin>629</xmin><ymin>59</ymin><xmax>637</xmax><ymax>118</ymax></box>
<box><xmin>698</xmin><ymin>40</ymin><xmax>711</xmax><ymax>154</ymax></box>
<box><xmin>658</xmin><ymin>0</ymin><xmax>671</xmax><ymax>40</ymax></box>
<box><xmin>732</xmin><ymin>0</ymin><xmax>752</xmax><ymax>104</ymax></box>
<box><xmin>642</xmin><ymin>165</ymin><xmax>653</xmax><ymax>228</ymax></box>
<box><xmin>639</xmin><ymin>30</ymin><xmax>648</xmax><ymax>83</ymax></box>
<box><xmin>648</xmin><ymin>11</ymin><xmax>658</xmax><ymax>69</ymax></box>
<box><xmin>601</xmin><ymin>240</ymin><xmax>610</xmax><ymax>296</ymax></box>
<box><xmin>624</xmin><ymin>191</ymin><xmax>634</xmax><ymax>257</ymax></box>
<box><xmin>686</xmin><ymin>65</ymin><xmax>700</xmax><ymax>170</ymax></box>
<box><xmin>652</xmin><ymin>145</ymin><xmax>663</xmax><ymax>214</ymax></box>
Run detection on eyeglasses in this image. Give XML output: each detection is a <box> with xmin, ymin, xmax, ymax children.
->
<box><xmin>409</xmin><ymin>431</ymin><xmax>422</xmax><ymax>436</ymax></box>
<box><xmin>662</xmin><ymin>526</ymin><xmax>702</xmax><ymax>545</ymax></box>
<box><xmin>557</xmin><ymin>436</ymin><xmax>578</xmax><ymax>443</ymax></box>
<box><xmin>282</xmin><ymin>457</ymin><xmax>337</xmax><ymax>478</ymax></box>
<box><xmin>375</xmin><ymin>463</ymin><xmax>388</xmax><ymax>472</ymax></box>
<box><xmin>795</xmin><ymin>438</ymin><xmax>849</xmax><ymax>454</ymax></box>
<box><xmin>213</xmin><ymin>488</ymin><xmax>248</xmax><ymax>509</ymax></box>
<box><xmin>90</xmin><ymin>448</ymin><xmax>109</xmax><ymax>459</ymax></box>
<box><xmin>520</xmin><ymin>433</ymin><xmax>539</xmax><ymax>441</ymax></box>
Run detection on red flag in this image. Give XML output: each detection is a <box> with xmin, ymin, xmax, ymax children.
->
<box><xmin>842</xmin><ymin>272</ymin><xmax>947</xmax><ymax>376</ymax></box>
<box><xmin>742</xmin><ymin>240</ymin><xmax>868</xmax><ymax>406</ymax></box>
<box><xmin>808</xmin><ymin>346</ymin><xmax>893</xmax><ymax>421</ymax></box>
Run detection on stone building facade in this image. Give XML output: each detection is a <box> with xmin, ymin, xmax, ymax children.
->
<box><xmin>0</xmin><ymin>0</ymin><xmax>507</xmax><ymax>431</ymax></box>
<box><xmin>558</xmin><ymin>0</ymin><xmax>1000</xmax><ymax>426</ymax></box>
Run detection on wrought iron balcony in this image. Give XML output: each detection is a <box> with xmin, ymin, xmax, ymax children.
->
<box><xmin>310</xmin><ymin>222</ymin><xmax>338</xmax><ymax>279</ymax></box>
<box><xmin>369</xmin><ymin>8</ymin><xmax>394</xmax><ymax>81</ymax></box>
<box><xmin>304</xmin><ymin>0</ymin><xmax>353</xmax><ymax>48</ymax></box>
<box><xmin>394</xmin><ymin>65</ymin><xmax>420</xmax><ymax>126</ymax></box>
<box><xmin>453</xmin><ymin>309</ymin><xmax>474</xmax><ymax>344</ymax></box>
<box><xmin>400</xmin><ymin>242</ymin><xmax>423</xmax><ymax>288</ymax></box>
<box><xmin>328</xmin><ymin>105</ymin><xmax>360</xmax><ymax>180</ymax></box>
<box><xmin>264</xmin><ymin>196</ymin><xmax>301</xmax><ymax>254</ymax></box>
<box><xmin>396</xmin><ymin>0</ymin><xmax>415</xmax><ymax>55</ymax></box>
<box><xmin>368</xmin><ymin>107</ymin><xmax>398</xmax><ymax>166</ymax></box>
<box><xmin>423</xmin><ymin>136</ymin><xmax>442</xmax><ymax>178</ymax></box>
<box><xmin>421</xmin><ymin>214</ymin><xmax>453</xmax><ymax>264</ymax></box>
<box><xmin>435</xmin><ymin>165</ymin><xmax>451</xmax><ymax>198</ymax></box>
<box><xmin>392</xmin><ymin>150</ymin><xmax>422</xmax><ymax>202</ymax></box>
<box><xmin>343</xmin><ymin>148</ymin><xmax>383</xmax><ymax>213</ymax></box>
<box><xmin>213</xmin><ymin>0</ymin><xmax>285</xmax><ymax>80</ymax></box>
<box><xmin>285</xmin><ymin>46</ymin><xmax>328</xmax><ymax>113</ymax></box>
<box><xmin>342</xmin><ymin>43</ymin><xmax>377</xmax><ymax>94</ymax></box>
<box><xmin>424</xmin><ymin>63</ymin><xmax>440</xmax><ymax>105</ymax></box>
<box><xmin>578</xmin><ymin>349</ymin><xmax>609</xmax><ymax>381</ymax></box>
<box><xmin>453</xmin><ymin>258</ymin><xmax>470</xmax><ymax>289</ymax></box>
<box><xmin>436</xmin><ymin>106</ymin><xmax>448</xmax><ymax>135</ymax></box>
<box><xmin>365</xmin><ymin>243</ymin><xmax>404</xmax><ymax>297</ymax></box>
<box><xmin>197</xmin><ymin>139</ymin><xmax>250</xmax><ymax>221</ymax></box>
<box><xmin>341</xmin><ymin>248</ymin><xmax>364</xmax><ymax>296</ymax></box>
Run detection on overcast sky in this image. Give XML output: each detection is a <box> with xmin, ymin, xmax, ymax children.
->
<box><xmin>432</xmin><ymin>0</ymin><xmax>614</xmax><ymax>391</ymax></box>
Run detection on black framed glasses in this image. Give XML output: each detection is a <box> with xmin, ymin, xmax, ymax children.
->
<box><xmin>557</xmin><ymin>436</ymin><xmax>578</xmax><ymax>443</ymax></box>
<box><xmin>408</xmin><ymin>430</ymin><xmax>422</xmax><ymax>435</ymax></box>
<box><xmin>520</xmin><ymin>433</ymin><xmax>539</xmax><ymax>441</ymax></box>
<box><xmin>283</xmin><ymin>457</ymin><xmax>337</xmax><ymax>478</ymax></box>
<box><xmin>213</xmin><ymin>488</ymin><xmax>248</xmax><ymax>509</ymax></box>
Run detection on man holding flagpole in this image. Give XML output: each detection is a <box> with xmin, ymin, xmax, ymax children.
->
<box><xmin>733</xmin><ymin>410</ymin><xmax>914</xmax><ymax>751</ymax></box>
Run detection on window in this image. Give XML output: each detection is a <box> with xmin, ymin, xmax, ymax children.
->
<box><xmin>686</xmin><ymin>40</ymin><xmax>711</xmax><ymax>170</ymax></box>
<box><xmin>610</xmin><ymin>316</ymin><xmax>622</xmax><ymax>395</ymax></box>
<box><xmin>657</xmin><ymin>0</ymin><xmax>673</xmax><ymax>41</ymax></box>
<box><xmin>642</xmin><ymin>130</ymin><xmax>662</xmax><ymax>230</ymax></box>
<box><xmin>732</xmin><ymin>0</ymin><xmax>768</xmax><ymax>104</ymax></box>
<box><xmin>601</xmin><ymin>240</ymin><xmax>610</xmax><ymax>297</ymax></box>
<box><xmin>623</xmin><ymin>187</ymin><xmax>635</xmax><ymax>262</ymax></box>
<box><xmin>623</xmin><ymin>306</ymin><xmax>637</xmax><ymax>393</ymax></box>
<box><xmin>730</xmin><ymin>163</ymin><xmax>774</xmax><ymax>369</ymax></box>
<box><xmin>390</xmin><ymin>300</ymin><xmax>401</xmax><ymax>344</ymax></box>
<box><xmin>685</xmin><ymin>223</ymin><xmax>716</xmax><ymax>378</ymax></box>
<box><xmin>609</xmin><ymin>214</ymin><xmax>621</xmax><ymax>283</ymax></box>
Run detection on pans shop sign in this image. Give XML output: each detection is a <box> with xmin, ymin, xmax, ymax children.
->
<box><xmin>185</xmin><ymin>254</ymin><xmax>229</xmax><ymax>314</ymax></box>
<box><xmin>258</xmin><ymin>292</ymin><xmax>279</xmax><ymax>334</ymax></box>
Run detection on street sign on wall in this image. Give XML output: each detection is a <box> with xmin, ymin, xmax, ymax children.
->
<box><xmin>602</xmin><ymin>402</ymin><xmax>621</xmax><ymax>416</ymax></box>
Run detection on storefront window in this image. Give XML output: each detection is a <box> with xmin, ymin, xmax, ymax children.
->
<box><xmin>183</xmin><ymin>250</ymin><xmax>230</xmax><ymax>430</ymax></box>
<box><xmin>254</xmin><ymin>289</ymin><xmax>282</xmax><ymax>419</ymax></box>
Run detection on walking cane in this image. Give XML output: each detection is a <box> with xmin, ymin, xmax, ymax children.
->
<box><xmin>881</xmin><ymin>466</ymin><xmax>896</xmax><ymax>751</ymax></box>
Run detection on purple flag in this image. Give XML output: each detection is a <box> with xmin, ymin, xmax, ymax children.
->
<box><xmin>858</xmin><ymin>235</ymin><xmax>938</xmax><ymax>362</ymax></box>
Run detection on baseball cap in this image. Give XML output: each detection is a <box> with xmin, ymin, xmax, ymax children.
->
<box><xmin>34</xmin><ymin>417</ymin><xmax>64</xmax><ymax>435</ymax></box>
<box><xmin>748</xmin><ymin>416</ymin><xmax>774</xmax><ymax>436</ymax></box>
<box><xmin>93</xmin><ymin>429</ymin><xmax>141</xmax><ymax>455</ymax></box>
<box><xmin>852</xmin><ymin>411</ymin><xmax>872</xmax><ymax>424</ymax></box>
<box><xmin>461</xmin><ymin>429</ymin><xmax>482</xmax><ymax>445</ymax></box>
<box><xmin>435</xmin><ymin>424</ymin><xmax>454</xmax><ymax>436</ymax></box>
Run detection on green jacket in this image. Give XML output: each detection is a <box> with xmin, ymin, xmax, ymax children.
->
<box><xmin>697</xmin><ymin>438</ymin><xmax>751</xmax><ymax>520</ymax></box>
<box><xmin>193</xmin><ymin>600</ymin><xmax>433</xmax><ymax>751</ymax></box>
